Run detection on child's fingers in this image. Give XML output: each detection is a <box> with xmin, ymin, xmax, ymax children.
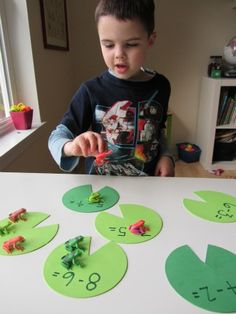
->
<box><xmin>72</xmin><ymin>131</ymin><xmax>107</xmax><ymax>157</ymax></box>
<box><xmin>87</xmin><ymin>132</ymin><xmax>100</xmax><ymax>153</ymax></box>
<box><xmin>95</xmin><ymin>134</ymin><xmax>107</xmax><ymax>153</ymax></box>
<box><xmin>82</xmin><ymin>132</ymin><xmax>105</xmax><ymax>154</ymax></box>
<box><xmin>79</xmin><ymin>132</ymin><xmax>106</xmax><ymax>156</ymax></box>
<box><xmin>75</xmin><ymin>136</ymin><xmax>88</xmax><ymax>156</ymax></box>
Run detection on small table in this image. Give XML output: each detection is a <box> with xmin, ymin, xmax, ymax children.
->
<box><xmin>0</xmin><ymin>172</ymin><xmax>235</xmax><ymax>314</ymax></box>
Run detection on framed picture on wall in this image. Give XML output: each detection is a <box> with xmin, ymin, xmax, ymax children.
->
<box><xmin>39</xmin><ymin>0</ymin><xmax>69</xmax><ymax>51</ymax></box>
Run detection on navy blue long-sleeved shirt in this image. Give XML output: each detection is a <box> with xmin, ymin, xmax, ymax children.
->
<box><xmin>48</xmin><ymin>69</ymin><xmax>171</xmax><ymax>176</ymax></box>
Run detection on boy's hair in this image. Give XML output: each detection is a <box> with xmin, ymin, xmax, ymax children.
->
<box><xmin>95</xmin><ymin>0</ymin><xmax>155</xmax><ymax>36</ymax></box>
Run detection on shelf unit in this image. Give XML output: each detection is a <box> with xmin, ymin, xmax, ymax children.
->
<box><xmin>196</xmin><ymin>77</ymin><xmax>236</xmax><ymax>170</ymax></box>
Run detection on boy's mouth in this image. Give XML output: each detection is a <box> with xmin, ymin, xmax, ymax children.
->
<box><xmin>115</xmin><ymin>64</ymin><xmax>128</xmax><ymax>74</ymax></box>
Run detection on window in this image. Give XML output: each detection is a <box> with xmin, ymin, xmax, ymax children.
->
<box><xmin>0</xmin><ymin>0</ymin><xmax>15</xmax><ymax>133</ymax></box>
<box><xmin>0</xmin><ymin>0</ymin><xmax>45</xmax><ymax>171</ymax></box>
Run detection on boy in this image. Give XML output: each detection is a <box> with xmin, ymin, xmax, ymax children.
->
<box><xmin>48</xmin><ymin>0</ymin><xmax>175</xmax><ymax>176</ymax></box>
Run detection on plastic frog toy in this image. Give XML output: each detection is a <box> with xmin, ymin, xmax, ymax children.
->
<box><xmin>95</xmin><ymin>150</ymin><xmax>112</xmax><ymax>166</ymax></box>
<box><xmin>3</xmin><ymin>235</ymin><xmax>25</xmax><ymax>253</ymax></box>
<box><xmin>128</xmin><ymin>220</ymin><xmax>149</xmax><ymax>235</ymax></box>
<box><xmin>88</xmin><ymin>192</ymin><xmax>102</xmax><ymax>204</ymax></box>
<box><xmin>0</xmin><ymin>221</ymin><xmax>13</xmax><ymax>236</ymax></box>
<box><xmin>64</xmin><ymin>236</ymin><xmax>85</xmax><ymax>252</ymax></box>
<box><xmin>9</xmin><ymin>208</ymin><xmax>27</xmax><ymax>222</ymax></box>
<box><xmin>61</xmin><ymin>250</ymin><xmax>83</xmax><ymax>269</ymax></box>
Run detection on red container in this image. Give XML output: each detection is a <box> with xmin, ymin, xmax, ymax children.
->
<box><xmin>10</xmin><ymin>110</ymin><xmax>33</xmax><ymax>130</ymax></box>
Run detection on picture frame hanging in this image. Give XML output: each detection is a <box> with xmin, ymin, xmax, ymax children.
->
<box><xmin>39</xmin><ymin>0</ymin><xmax>69</xmax><ymax>51</ymax></box>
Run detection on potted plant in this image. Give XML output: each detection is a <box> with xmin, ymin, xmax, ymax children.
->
<box><xmin>10</xmin><ymin>103</ymin><xmax>33</xmax><ymax>130</ymax></box>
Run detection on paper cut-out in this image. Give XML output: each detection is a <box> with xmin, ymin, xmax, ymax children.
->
<box><xmin>44</xmin><ymin>238</ymin><xmax>128</xmax><ymax>298</ymax></box>
<box><xmin>62</xmin><ymin>184</ymin><xmax>119</xmax><ymax>213</ymax></box>
<box><xmin>183</xmin><ymin>191</ymin><xmax>236</xmax><ymax>222</ymax></box>
<box><xmin>165</xmin><ymin>245</ymin><xmax>236</xmax><ymax>313</ymax></box>
<box><xmin>95</xmin><ymin>204</ymin><xmax>162</xmax><ymax>244</ymax></box>
<box><xmin>0</xmin><ymin>212</ymin><xmax>59</xmax><ymax>256</ymax></box>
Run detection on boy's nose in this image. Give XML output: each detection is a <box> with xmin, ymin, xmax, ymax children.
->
<box><xmin>115</xmin><ymin>47</ymin><xmax>126</xmax><ymax>59</ymax></box>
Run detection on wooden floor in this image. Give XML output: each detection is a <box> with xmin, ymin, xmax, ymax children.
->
<box><xmin>175</xmin><ymin>160</ymin><xmax>236</xmax><ymax>179</ymax></box>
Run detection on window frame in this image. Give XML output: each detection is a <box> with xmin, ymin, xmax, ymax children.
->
<box><xmin>0</xmin><ymin>0</ymin><xmax>17</xmax><ymax>134</ymax></box>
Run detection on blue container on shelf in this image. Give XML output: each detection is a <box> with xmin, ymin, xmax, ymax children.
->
<box><xmin>176</xmin><ymin>143</ymin><xmax>201</xmax><ymax>163</ymax></box>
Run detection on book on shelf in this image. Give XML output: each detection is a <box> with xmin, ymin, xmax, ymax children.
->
<box><xmin>217</xmin><ymin>92</ymin><xmax>236</xmax><ymax>126</ymax></box>
<box><xmin>217</xmin><ymin>89</ymin><xmax>229</xmax><ymax>125</ymax></box>
<box><xmin>223</xmin><ymin>97</ymin><xmax>235</xmax><ymax>125</ymax></box>
<box><xmin>231</xmin><ymin>105</ymin><xmax>236</xmax><ymax>125</ymax></box>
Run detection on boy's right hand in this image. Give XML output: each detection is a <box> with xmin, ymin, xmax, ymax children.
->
<box><xmin>63</xmin><ymin>131</ymin><xmax>107</xmax><ymax>157</ymax></box>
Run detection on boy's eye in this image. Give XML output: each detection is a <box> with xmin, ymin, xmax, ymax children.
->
<box><xmin>101</xmin><ymin>42</ymin><xmax>139</xmax><ymax>49</ymax></box>
<box><xmin>102</xmin><ymin>43</ymin><xmax>114</xmax><ymax>49</ymax></box>
<box><xmin>126</xmin><ymin>43</ymin><xmax>139</xmax><ymax>48</ymax></box>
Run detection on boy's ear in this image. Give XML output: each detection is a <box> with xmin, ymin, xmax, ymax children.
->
<box><xmin>148</xmin><ymin>31</ymin><xmax>157</xmax><ymax>46</ymax></box>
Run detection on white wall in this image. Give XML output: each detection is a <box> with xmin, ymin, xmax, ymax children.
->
<box><xmin>3</xmin><ymin>0</ymin><xmax>236</xmax><ymax>172</ymax></box>
<box><xmin>154</xmin><ymin>0</ymin><xmax>236</xmax><ymax>149</ymax></box>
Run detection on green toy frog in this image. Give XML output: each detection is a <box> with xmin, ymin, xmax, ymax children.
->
<box><xmin>88</xmin><ymin>192</ymin><xmax>102</xmax><ymax>204</ymax></box>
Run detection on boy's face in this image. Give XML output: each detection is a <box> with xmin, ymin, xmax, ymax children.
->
<box><xmin>97</xmin><ymin>16</ymin><xmax>156</xmax><ymax>80</ymax></box>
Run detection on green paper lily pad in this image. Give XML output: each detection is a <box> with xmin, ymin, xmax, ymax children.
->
<box><xmin>44</xmin><ymin>238</ymin><xmax>128</xmax><ymax>298</ymax></box>
<box><xmin>95</xmin><ymin>204</ymin><xmax>163</xmax><ymax>244</ymax></box>
<box><xmin>0</xmin><ymin>212</ymin><xmax>59</xmax><ymax>255</ymax></box>
<box><xmin>166</xmin><ymin>245</ymin><xmax>236</xmax><ymax>313</ymax></box>
<box><xmin>62</xmin><ymin>184</ymin><xmax>119</xmax><ymax>213</ymax></box>
<box><xmin>183</xmin><ymin>191</ymin><xmax>236</xmax><ymax>222</ymax></box>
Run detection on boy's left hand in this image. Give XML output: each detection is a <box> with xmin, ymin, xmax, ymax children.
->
<box><xmin>154</xmin><ymin>156</ymin><xmax>175</xmax><ymax>177</ymax></box>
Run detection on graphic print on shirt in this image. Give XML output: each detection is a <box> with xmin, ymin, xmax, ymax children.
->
<box><xmin>135</xmin><ymin>97</ymin><xmax>163</xmax><ymax>163</ymax></box>
<box><xmin>94</xmin><ymin>91</ymin><xmax>163</xmax><ymax>176</ymax></box>
<box><xmin>101</xmin><ymin>100</ymin><xmax>135</xmax><ymax>146</ymax></box>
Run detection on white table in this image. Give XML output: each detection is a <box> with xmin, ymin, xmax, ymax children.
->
<box><xmin>0</xmin><ymin>172</ymin><xmax>236</xmax><ymax>314</ymax></box>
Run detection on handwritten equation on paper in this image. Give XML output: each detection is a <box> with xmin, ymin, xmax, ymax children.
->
<box><xmin>69</xmin><ymin>199</ymin><xmax>104</xmax><ymax>209</ymax></box>
<box><xmin>108</xmin><ymin>226</ymin><xmax>151</xmax><ymax>237</ymax></box>
<box><xmin>52</xmin><ymin>270</ymin><xmax>101</xmax><ymax>290</ymax></box>
<box><xmin>166</xmin><ymin>245</ymin><xmax>236</xmax><ymax>312</ymax></box>
<box><xmin>215</xmin><ymin>202</ymin><xmax>236</xmax><ymax>220</ymax></box>
<box><xmin>183</xmin><ymin>191</ymin><xmax>236</xmax><ymax>223</ymax></box>
<box><xmin>44</xmin><ymin>241</ymin><xmax>128</xmax><ymax>298</ymax></box>
<box><xmin>95</xmin><ymin>204</ymin><xmax>163</xmax><ymax>244</ymax></box>
<box><xmin>192</xmin><ymin>281</ymin><xmax>236</xmax><ymax>302</ymax></box>
<box><xmin>62</xmin><ymin>184</ymin><xmax>120</xmax><ymax>213</ymax></box>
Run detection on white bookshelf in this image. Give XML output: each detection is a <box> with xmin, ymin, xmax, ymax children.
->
<box><xmin>196</xmin><ymin>77</ymin><xmax>236</xmax><ymax>170</ymax></box>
